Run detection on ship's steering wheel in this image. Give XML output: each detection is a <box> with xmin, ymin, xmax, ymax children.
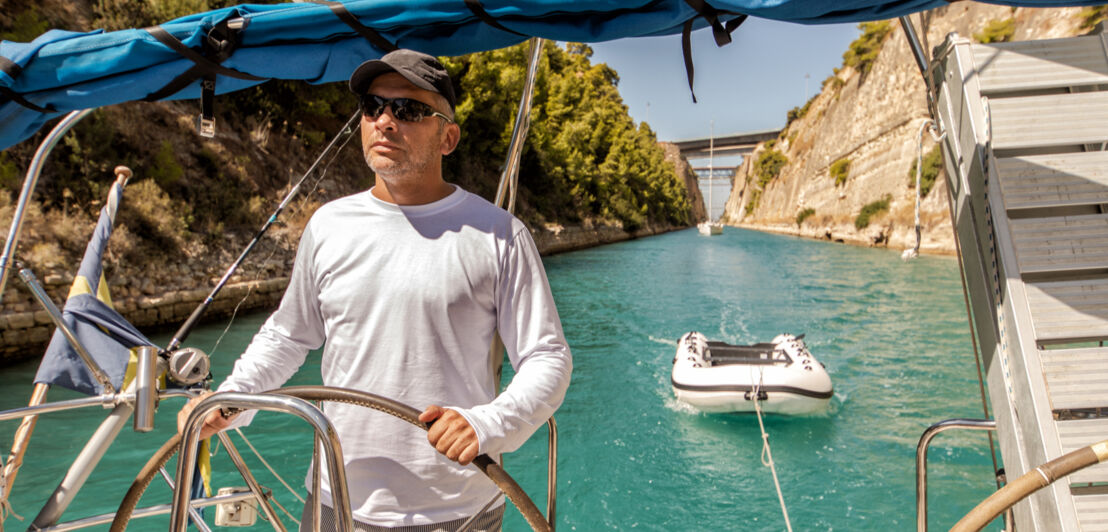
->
<box><xmin>109</xmin><ymin>386</ymin><xmax>552</xmax><ymax>532</ymax></box>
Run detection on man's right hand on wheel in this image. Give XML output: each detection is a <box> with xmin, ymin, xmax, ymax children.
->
<box><xmin>177</xmin><ymin>390</ymin><xmax>236</xmax><ymax>440</ymax></box>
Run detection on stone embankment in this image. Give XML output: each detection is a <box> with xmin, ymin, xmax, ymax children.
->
<box><xmin>0</xmin><ymin>267</ymin><xmax>289</xmax><ymax>364</ymax></box>
<box><xmin>0</xmin><ymin>218</ymin><xmax>688</xmax><ymax>365</ymax></box>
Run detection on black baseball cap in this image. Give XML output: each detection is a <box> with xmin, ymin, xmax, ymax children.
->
<box><xmin>349</xmin><ymin>49</ymin><xmax>456</xmax><ymax>111</ymax></box>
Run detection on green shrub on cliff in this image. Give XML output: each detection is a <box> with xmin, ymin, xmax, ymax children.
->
<box><xmin>843</xmin><ymin>21</ymin><xmax>892</xmax><ymax>75</ymax></box>
<box><xmin>974</xmin><ymin>18</ymin><xmax>1016</xmax><ymax>44</ymax></box>
<box><xmin>754</xmin><ymin>148</ymin><xmax>788</xmax><ymax>187</ymax></box>
<box><xmin>4</xmin><ymin>13</ymin><xmax>691</xmax><ymax>264</ymax></box>
<box><xmin>830</xmin><ymin>157</ymin><xmax>850</xmax><ymax>187</ymax></box>
<box><xmin>908</xmin><ymin>144</ymin><xmax>944</xmax><ymax>197</ymax></box>
<box><xmin>796</xmin><ymin>207</ymin><xmax>816</xmax><ymax>226</ymax></box>
<box><xmin>855</xmin><ymin>195</ymin><xmax>891</xmax><ymax>230</ymax></box>
<box><xmin>786</xmin><ymin>96</ymin><xmax>816</xmax><ymax>128</ymax></box>
<box><xmin>1081</xmin><ymin>6</ymin><xmax>1108</xmax><ymax>29</ymax></box>
<box><xmin>745</xmin><ymin>188</ymin><xmax>762</xmax><ymax>217</ymax></box>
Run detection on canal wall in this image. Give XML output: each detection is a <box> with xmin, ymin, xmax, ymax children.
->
<box><xmin>721</xmin><ymin>5</ymin><xmax>1094</xmax><ymax>255</ymax></box>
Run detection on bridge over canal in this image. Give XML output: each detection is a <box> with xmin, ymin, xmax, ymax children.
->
<box><xmin>672</xmin><ymin>128</ymin><xmax>782</xmax><ymax>180</ymax></box>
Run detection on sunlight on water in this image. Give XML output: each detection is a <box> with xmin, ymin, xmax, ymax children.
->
<box><xmin>0</xmin><ymin>227</ymin><xmax>1002</xmax><ymax>531</ymax></box>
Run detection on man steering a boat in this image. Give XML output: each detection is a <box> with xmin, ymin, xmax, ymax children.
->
<box><xmin>178</xmin><ymin>49</ymin><xmax>572</xmax><ymax>531</ymax></box>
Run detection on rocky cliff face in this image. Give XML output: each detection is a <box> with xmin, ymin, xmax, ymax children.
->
<box><xmin>721</xmin><ymin>5</ymin><xmax>1093</xmax><ymax>254</ymax></box>
<box><xmin>663</xmin><ymin>141</ymin><xmax>708</xmax><ymax>223</ymax></box>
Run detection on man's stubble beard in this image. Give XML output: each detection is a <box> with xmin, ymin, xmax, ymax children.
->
<box><xmin>363</xmin><ymin>129</ymin><xmax>442</xmax><ymax>184</ymax></box>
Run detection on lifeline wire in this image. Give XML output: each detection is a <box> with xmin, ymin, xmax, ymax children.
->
<box><xmin>753</xmin><ymin>372</ymin><xmax>793</xmax><ymax>532</ymax></box>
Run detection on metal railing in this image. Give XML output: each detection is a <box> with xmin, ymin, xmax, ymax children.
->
<box><xmin>916</xmin><ymin>418</ymin><xmax>997</xmax><ymax>532</ymax></box>
<box><xmin>173</xmin><ymin>392</ymin><xmax>354</xmax><ymax>532</ymax></box>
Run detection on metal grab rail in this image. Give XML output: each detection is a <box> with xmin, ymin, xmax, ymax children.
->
<box><xmin>0</xmin><ymin>109</ymin><xmax>93</xmax><ymax>307</ymax></box>
<box><xmin>546</xmin><ymin>417</ymin><xmax>557</xmax><ymax>529</ymax></box>
<box><xmin>173</xmin><ymin>392</ymin><xmax>354</xmax><ymax>532</ymax></box>
<box><xmin>493</xmin><ymin>36</ymin><xmax>544</xmax><ymax>213</ymax></box>
<box><xmin>916</xmin><ymin>418</ymin><xmax>997</xmax><ymax>532</ymax></box>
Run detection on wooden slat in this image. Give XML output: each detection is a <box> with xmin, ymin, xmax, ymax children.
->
<box><xmin>995</xmin><ymin>152</ymin><xmax>1108</xmax><ymax>211</ymax></box>
<box><xmin>1075</xmin><ymin>492</ymin><xmax>1108</xmax><ymax>531</ymax></box>
<box><xmin>1010</xmin><ymin>214</ymin><xmax>1108</xmax><ymax>275</ymax></box>
<box><xmin>1026</xmin><ymin>279</ymin><xmax>1108</xmax><ymax>342</ymax></box>
<box><xmin>988</xmin><ymin>92</ymin><xmax>1108</xmax><ymax>151</ymax></box>
<box><xmin>974</xmin><ymin>36</ymin><xmax>1108</xmax><ymax>94</ymax></box>
<box><xmin>1057</xmin><ymin>417</ymin><xmax>1108</xmax><ymax>485</ymax></box>
<box><xmin>1041</xmin><ymin>347</ymin><xmax>1108</xmax><ymax>410</ymax></box>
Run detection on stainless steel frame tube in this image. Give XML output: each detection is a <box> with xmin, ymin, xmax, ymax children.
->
<box><xmin>173</xmin><ymin>392</ymin><xmax>352</xmax><ymax>532</ymax></box>
<box><xmin>17</xmin><ymin>267</ymin><xmax>115</xmax><ymax>394</ymax></box>
<box><xmin>0</xmin><ymin>110</ymin><xmax>93</xmax><ymax>306</ymax></box>
<box><xmin>31</xmin><ymin>395</ymin><xmax>134</xmax><ymax>528</ymax></box>
<box><xmin>547</xmin><ymin>417</ymin><xmax>558</xmax><ymax>529</ymax></box>
<box><xmin>493</xmin><ymin>37</ymin><xmax>544</xmax><ymax>214</ymax></box>
<box><xmin>899</xmin><ymin>15</ymin><xmax>929</xmax><ymax>82</ymax></box>
<box><xmin>916</xmin><ymin>418</ymin><xmax>997</xmax><ymax>532</ymax></box>
<box><xmin>132</xmin><ymin>346</ymin><xmax>158</xmax><ymax>432</ymax></box>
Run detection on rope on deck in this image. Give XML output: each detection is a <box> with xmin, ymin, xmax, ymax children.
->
<box><xmin>752</xmin><ymin>373</ymin><xmax>793</xmax><ymax>532</ymax></box>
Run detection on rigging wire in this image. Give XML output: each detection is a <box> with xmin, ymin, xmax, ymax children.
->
<box><xmin>233</xmin><ymin>428</ymin><xmax>307</xmax><ymax>506</ymax></box>
<box><xmin>753</xmin><ymin>371</ymin><xmax>793</xmax><ymax>532</ymax></box>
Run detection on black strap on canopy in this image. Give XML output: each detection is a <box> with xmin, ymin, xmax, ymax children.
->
<box><xmin>680</xmin><ymin>0</ymin><xmax>747</xmax><ymax>103</ymax></box>
<box><xmin>0</xmin><ymin>56</ymin><xmax>56</xmax><ymax>113</ymax></box>
<box><xmin>142</xmin><ymin>22</ymin><xmax>266</xmax><ymax>103</ymax></box>
<box><xmin>0</xmin><ymin>86</ymin><xmax>55</xmax><ymax>113</ymax></box>
<box><xmin>143</xmin><ymin>20</ymin><xmax>266</xmax><ymax>137</ymax></box>
<box><xmin>0</xmin><ymin>56</ymin><xmax>21</xmax><ymax>80</ymax></box>
<box><xmin>310</xmin><ymin>0</ymin><xmax>398</xmax><ymax>53</ymax></box>
<box><xmin>464</xmin><ymin>0</ymin><xmax>528</xmax><ymax>37</ymax></box>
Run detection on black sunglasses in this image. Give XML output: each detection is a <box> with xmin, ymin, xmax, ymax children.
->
<box><xmin>359</xmin><ymin>95</ymin><xmax>453</xmax><ymax>123</ymax></box>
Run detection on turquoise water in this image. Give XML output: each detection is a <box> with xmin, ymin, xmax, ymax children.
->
<box><xmin>0</xmin><ymin>227</ymin><xmax>1001</xmax><ymax>530</ymax></box>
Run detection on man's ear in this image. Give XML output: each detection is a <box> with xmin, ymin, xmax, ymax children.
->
<box><xmin>440</xmin><ymin>123</ymin><xmax>461</xmax><ymax>156</ymax></box>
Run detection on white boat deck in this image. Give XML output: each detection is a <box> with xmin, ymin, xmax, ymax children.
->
<box><xmin>936</xmin><ymin>32</ymin><xmax>1108</xmax><ymax>531</ymax></box>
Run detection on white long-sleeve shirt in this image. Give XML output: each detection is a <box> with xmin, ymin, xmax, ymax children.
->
<box><xmin>218</xmin><ymin>185</ymin><xmax>572</xmax><ymax>526</ymax></box>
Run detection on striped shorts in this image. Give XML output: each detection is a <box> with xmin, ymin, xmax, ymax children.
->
<box><xmin>297</xmin><ymin>495</ymin><xmax>505</xmax><ymax>532</ymax></box>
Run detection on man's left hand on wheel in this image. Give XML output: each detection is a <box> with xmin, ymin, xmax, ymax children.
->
<box><xmin>419</xmin><ymin>405</ymin><xmax>480</xmax><ymax>466</ymax></box>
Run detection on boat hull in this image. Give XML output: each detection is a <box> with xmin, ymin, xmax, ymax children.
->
<box><xmin>697</xmin><ymin>222</ymin><xmax>723</xmax><ymax>235</ymax></box>
<box><xmin>671</xmin><ymin>332</ymin><xmax>832</xmax><ymax>415</ymax></box>
<box><xmin>671</xmin><ymin>381</ymin><xmax>831</xmax><ymax>414</ymax></box>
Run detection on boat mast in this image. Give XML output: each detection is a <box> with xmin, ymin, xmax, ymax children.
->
<box><xmin>708</xmin><ymin>120</ymin><xmax>714</xmax><ymax>223</ymax></box>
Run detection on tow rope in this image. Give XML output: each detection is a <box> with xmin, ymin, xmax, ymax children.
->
<box><xmin>752</xmin><ymin>372</ymin><xmax>793</xmax><ymax>532</ymax></box>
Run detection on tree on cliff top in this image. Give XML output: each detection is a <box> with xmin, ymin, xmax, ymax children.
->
<box><xmin>445</xmin><ymin>42</ymin><xmax>691</xmax><ymax>230</ymax></box>
<box><xmin>843</xmin><ymin>21</ymin><xmax>893</xmax><ymax>76</ymax></box>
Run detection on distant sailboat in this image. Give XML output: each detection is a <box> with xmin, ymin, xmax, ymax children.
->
<box><xmin>698</xmin><ymin>122</ymin><xmax>723</xmax><ymax>236</ymax></box>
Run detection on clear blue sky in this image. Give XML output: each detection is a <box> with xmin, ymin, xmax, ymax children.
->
<box><xmin>589</xmin><ymin>18</ymin><xmax>864</xmax><ymax>145</ymax></box>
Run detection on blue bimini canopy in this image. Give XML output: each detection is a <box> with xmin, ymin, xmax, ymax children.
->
<box><xmin>0</xmin><ymin>0</ymin><xmax>1101</xmax><ymax>151</ymax></box>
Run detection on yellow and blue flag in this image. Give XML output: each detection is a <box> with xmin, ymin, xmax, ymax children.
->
<box><xmin>34</xmin><ymin>175</ymin><xmax>154</xmax><ymax>395</ymax></box>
